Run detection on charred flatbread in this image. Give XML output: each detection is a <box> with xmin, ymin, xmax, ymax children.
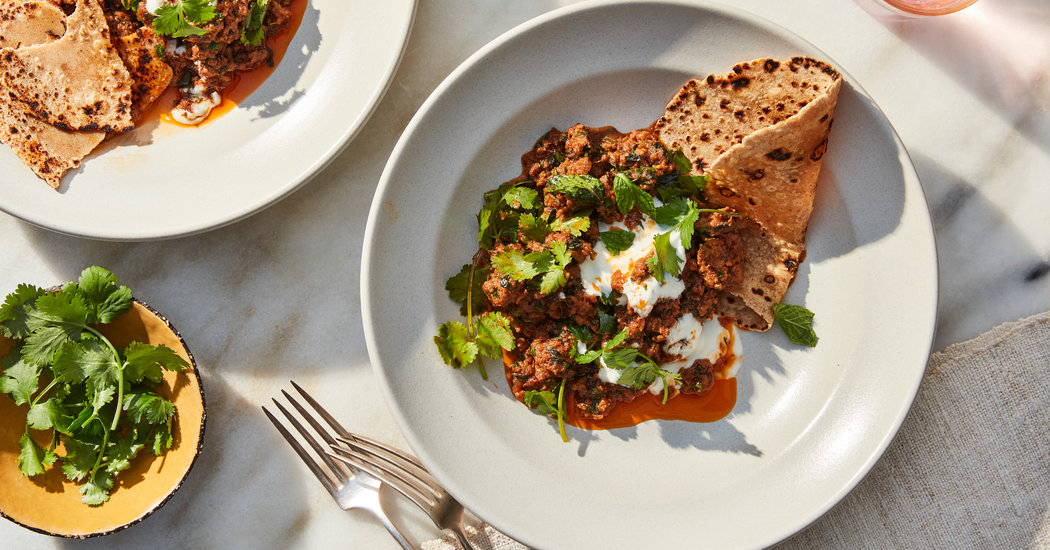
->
<box><xmin>0</xmin><ymin>0</ymin><xmax>134</xmax><ymax>133</ymax></box>
<box><xmin>655</xmin><ymin>57</ymin><xmax>841</xmax><ymax>330</ymax></box>
<box><xmin>0</xmin><ymin>0</ymin><xmax>105</xmax><ymax>189</ymax></box>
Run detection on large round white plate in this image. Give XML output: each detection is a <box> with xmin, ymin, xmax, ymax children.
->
<box><xmin>363</xmin><ymin>1</ymin><xmax>937</xmax><ymax>548</ymax></box>
<box><xmin>0</xmin><ymin>0</ymin><xmax>416</xmax><ymax>241</ymax></box>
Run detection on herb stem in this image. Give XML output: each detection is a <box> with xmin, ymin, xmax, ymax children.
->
<box><xmin>29</xmin><ymin>379</ymin><xmax>59</xmax><ymax>409</ymax></box>
<box><xmin>468</xmin><ymin>250</ymin><xmax>489</xmax><ymax>380</ymax></box>
<box><xmin>556</xmin><ymin>378</ymin><xmax>567</xmax><ymax>443</ymax></box>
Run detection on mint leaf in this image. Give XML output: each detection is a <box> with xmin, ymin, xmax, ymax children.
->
<box><xmin>612</xmin><ymin>172</ymin><xmax>655</xmax><ymax>217</ymax></box>
<box><xmin>599</xmin><ymin>228</ymin><xmax>635</xmax><ymax>256</ymax></box>
<box><xmin>545</xmin><ymin>174</ymin><xmax>605</xmax><ymax>206</ymax></box>
<box><xmin>773</xmin><ymin>303</ymin><xmax>818</xmax><ymax>347</ymax></box>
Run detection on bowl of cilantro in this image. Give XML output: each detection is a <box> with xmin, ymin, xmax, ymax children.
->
<box><xmin>0</xmin><ymin>267</ymin><xmax>205</xmax><ymax>537</ymax></box>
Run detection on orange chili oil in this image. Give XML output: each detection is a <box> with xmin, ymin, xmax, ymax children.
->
<box><xmin>505</xmin><ymin>317</ymin><xmax>740</xmax><ymax>431</ymax></box>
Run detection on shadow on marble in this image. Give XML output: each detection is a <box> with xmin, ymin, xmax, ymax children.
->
<box><xmin>861</xmin><ymin>0</ymin><xmax>1050</xmax><ymax>155</ymax></box>
<box><xmin>910</xmin><ymin>151</ymin><xmax>1050</xmax><ymax>349</ymax></box>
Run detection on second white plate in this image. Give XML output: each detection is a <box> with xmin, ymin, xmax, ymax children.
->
<box><xmin>0</xmin><ymin>0</ymin><xmax>416</xmax><ymax>240</ymax></box>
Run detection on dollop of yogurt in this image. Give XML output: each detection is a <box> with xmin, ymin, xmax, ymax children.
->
<box><xmin>577</xmin><ymin>209</ymin><xmax>740</xmax><ymax>394</ymax></box>
<box><xmin>171</xmin><ymin>85</ymin><xmax>222</xmax><ymax>125</ymax></box>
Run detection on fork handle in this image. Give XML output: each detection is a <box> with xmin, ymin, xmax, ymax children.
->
<box><xmin>375</xmin><ymin>512</ymin><xmax>416</xmax><ymax>550</ymax></box>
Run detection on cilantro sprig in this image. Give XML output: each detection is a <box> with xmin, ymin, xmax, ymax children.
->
<box><xmin>577</xmin><ymin>328</ymin><xmax>681</xmax><ymax>403</ymax></box>
<box><xmin>434</xmin><ymin>311</ymin><xmax>515</xmax><ymax>376</ymax></box>
<box><xmin>153</xmin><ymin>0</ymin><xmax>218</xmax><ymax>39</ymax></box>
<box><xmin>0</xmin><ymin>267</ymin><xmax>187</xmax><ymax>505</ymax></box>
<box><xmin>646</xmin><ymin>197</ymin><xmax>745</xmax><ymax>283</ymax></box>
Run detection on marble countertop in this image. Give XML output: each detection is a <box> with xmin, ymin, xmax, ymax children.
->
<box><xmin>2</xmin><ymin>0</ymin><xmax>1047</xmax><ymax>548</ymax></box>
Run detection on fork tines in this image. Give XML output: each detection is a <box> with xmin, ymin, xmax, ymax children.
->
<box><xmin>328</xmin><ymin>434</ymin><xmax>443</xmax><ymax>508</ymax></box>
<box><xmin>262</xmin><ymin>382</ymin><xmax>356</xmax><ymax>493</ymax></box>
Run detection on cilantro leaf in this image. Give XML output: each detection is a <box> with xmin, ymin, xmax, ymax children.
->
<box><xmin>76</xmin><ymin>266</ymin><xmax>133</xmax><ymax>324</ymax></box>
<box><xmin>773</xmin><ymin>303</ymin><xmax>818</xmax><ymax>347</ymax></box>
<box><xmin>599</xmin><ymin>228</ymin><xmax>635</xmax><ymax>256</ymax></box>
<box><xmin>17</xmin><ymin>434</ymin><xmax>49</xmax><ymax>477</ymax></box>
<box><xmin>434</xmin><ymin>321</ymin><xmax>478</xmax><ymax>368</ymax></box>
<box><xmin>240</xmin><ymin>0</ymin><xmax>269</xmax><ymax>46</ymax></box>
<box><xmin>123</xmin><ymin>391</ymin><xmax>176</xmax><ymax>425</ymax></box>
<box><xmin>549</xmin><ymin>214</ymin><xmax>590</xmax><ymax>237</ymax></box>
<box><xmin>523</xmin><ymin>390</ymin><xmax>558</xmax><ymax>417</ymax></box>
<box><xmin>502</xmin><ymin>186</ymin><xmax>540</xmax><ymax>211</ymax></box>
<box><xmin>445</xmin><ymin>264</ymin><xmax>490</xmax><ymax>317</ymax></box>
<box><xmin>0</xmin><ymin>353</ymin><xmax>39</xmax><ymax>406</ymax></box>
<box><xmin>123</xmin><ymin>342</ymin><xmax>188</xmax><ymax>385</ymax></box>
<box><xmin>80</xmin><ymin>470</ymin><xmax>114</xmax><ymax>506</ymax></box>
<box><xmin>492</xmin><ymin>249</ymin><xmax>544</xmax><ymax>281</ymax></box>
<box><xmin>0</xmin><ymin>284</ymin><xmax>47</xmax><ymax>338</ymax></box>
<box><xmin>473</xmin><ymin>312</ymin><xmax>515</xmax><ymax>358</ymax></box>
<box><xmin>153</xmin><ymin>0</ymin><xmax>217</xmax><ymax>39</ymax></box>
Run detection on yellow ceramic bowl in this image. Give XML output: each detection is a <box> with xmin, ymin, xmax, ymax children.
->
<box><xmin>0</xmin><ymin>300</ymin><xmax>205</xmax><ymax>538</ymax></box>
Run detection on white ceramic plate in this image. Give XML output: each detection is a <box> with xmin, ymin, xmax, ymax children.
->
<box><xmin>0</xmin><ymin>0</ymin><xmax>416</xmax><ymax>240</ymax></box>
<box><xmin>363</xmin><ymin>1</ymin><xmax>937</xmax><ymax>548</ymax></box>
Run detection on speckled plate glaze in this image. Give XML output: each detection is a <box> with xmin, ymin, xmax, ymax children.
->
<box><xmin>0</xmin><ymin>300</ymin><xmax>205</xmax><ymax>538</ymax></box>
<box><xmin>0</xmin><ymin>0</ymin><xmax>416</xmax><ymax>241</ymax></box>
<box><xmin>363</xmin><ymin>1</ymin><xmax>938</xmax><ymax>548</ymax></box>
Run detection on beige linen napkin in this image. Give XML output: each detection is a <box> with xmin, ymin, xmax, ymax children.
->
<box><xmin>425</xmin><ymin>311</ymin><xmax>1050</xmax><ymax>549</ymax></box>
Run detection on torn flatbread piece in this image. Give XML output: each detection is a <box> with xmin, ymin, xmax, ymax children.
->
<box><xmin>0</xmin><ymin>0</ymin><xmax>105</xmax><ymax>189</ymax></box>
<box><xmin>115</xmin><ymin>26</ymin><xmax>172</xmax><ymax>121</ymax></box>
<box><xmin>0</xmin><ymin>0</ymin><xmax>134</xmax><ymax>132</ymax></box>
<box><xmin>0</xmin><ymin>0</ymin><xmax>66</xmax><ymax>48</ymax></box>
<box><xmin>655</xmin><ymin>57</ymin><xmax>841</xmax><ymax>330</ymax></box>
<box><xmin>0</xmin><ymin>100</ymin><xmax>104</xmax><ymax>188</ymax></box>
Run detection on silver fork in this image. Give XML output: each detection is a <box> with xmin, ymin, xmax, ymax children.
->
<box><xmin>326</xmin><ymin>432</ymin><xmax>479</xmax><ymax>550</ymax></box>
<box><xmin>262</xmin><ymin>385</ymin><xmax>415</xmax><ymax>550</ymax></box>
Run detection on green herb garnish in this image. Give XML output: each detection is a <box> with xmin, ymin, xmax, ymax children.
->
<box><xmin>772</xmin><ymin>303</ymin><xmax>818</xmax><ymax>347</ymax></box>
<box><xmin>577</xmin><ymin>328</ymin><xmax>680</xmax><ymax>403</ymax></box>
<box><xmin>0</xmin><ymin>267</ymin><xmax>187</xmax><ymax>505</ymax></box>
<box><xmin>153</xmin><ymin>0</ymin><xmax>218</xmax><ymax>39</ymax></box>
<box><xmin>491</xmin><ymin>242</ymin><xmax>572</xmax><ymax>295</ymax></box>
<box><xmin>434</xmin><ymin>311</ymin><xmax>515</xmax><ymax>371</ymax></box>
<box><xmin>612</xmin><ymin>172</ymin><xmax>656</xmax><ymax>217</ymax></box>
<box><xmin>240</xmin><ymin>0</ymin><xmax>270</xmax><ymax>46</ymax></box>
<box><xmin>599</xmin><ymin>228</ymin><xmax>636</xmax><ymax>256</ymax></box>
<box><xmin>523</xmin><ymin>377</ymin><xmax>567</xmax><ymax>442</ymax></box>
<box><xmin>545</xmin><ymin>174</ymin><xmax>605</xmax><ymax>206</ymax></box>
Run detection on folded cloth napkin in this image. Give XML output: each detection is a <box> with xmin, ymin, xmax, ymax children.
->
<box><xmin>425</xmin><ymin>311</ymin><xmax>1050</xmax><ymax>549</ymax></box>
